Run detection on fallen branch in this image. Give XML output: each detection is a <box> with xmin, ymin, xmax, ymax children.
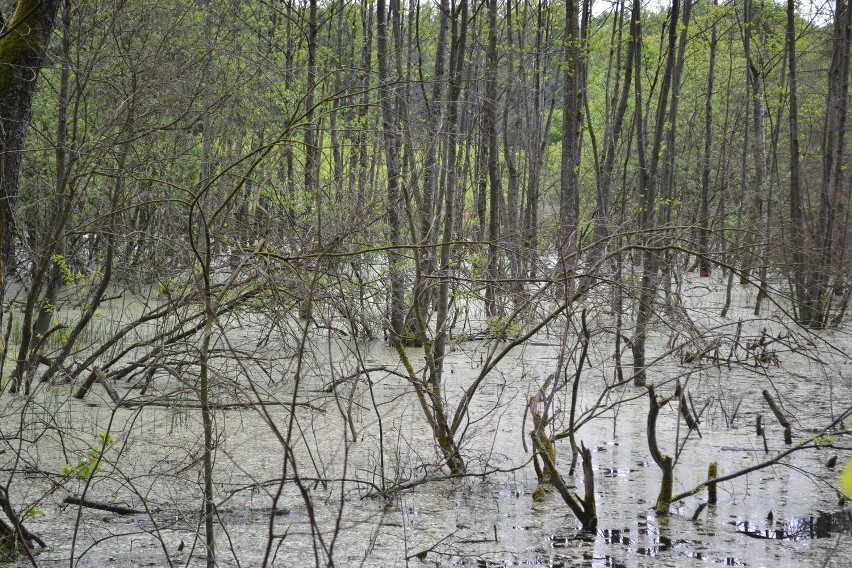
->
<box><xmin>73</xmin><ymin>367</ymin><xmax>120</xmax><ymax>404</ymax></box>
<box><xmin>95</xmin><ymin>368</ymin><xmax>120</xmax><ymax>404</ymax></box>
<box><xmin>63</xmin><ymin>496</ymin><xmax>144</xmax><ymax>515</ymax></box>
<box><xmin>323</xmin><ymin>366</ymin><xmax>410</xmax><ymax>392</ymax></box>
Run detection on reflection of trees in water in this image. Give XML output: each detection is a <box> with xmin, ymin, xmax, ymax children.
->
<box><xmin>738</xmin><ymin>510</ymin><xmax>852</xmax><ymax>541</ymax></box>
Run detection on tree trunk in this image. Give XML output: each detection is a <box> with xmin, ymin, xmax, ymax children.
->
<box><xmin>484</xmin><ymin>0</ymin><xmax>501</xmax><ymax>316</ymax></box>
<box><xmin>377</xmin><ymin>0</ymin><xmax>406</xmax><ymax>342</ymax></box>
<box><xmin>786</xmin><ymin>0</ymin><xmax>809</xmax><ymax>324</ymax></box>
<box><xmin>0</xmin><ymin>0</ymin><xmax>63</xmax><ymax>334</ymax></box>
<box><xmin>808</xmin><ymin>0</ymin><xmax>852</xmax><ymax>325</ymax></box>
<box><xmin>657</xmin><ymin>0</ymin><xmax>692</xmax><ymax>307</ymax></box>
<box><xmin>9</xmin><ymin>0</ymin><xmax>73</xmax><ymax>393</ymax></box>
<box><xmin>356</xmin><ymin>0</ymin><xmax>373</xmax><ymax>209</ymax></box>
<box><xmin>429</xmin><ymin>0</ymin><xmax>468</xmax><ymax>475</ymax></box>
<box><xmin>304</xmin><ymin>0</ymin><xmax>319</xmax><ymax>225</ymax></box>
<box><xmin>699</xmin><ymin>0</ymin><xmax>718</xmax><ymax>278</ymax></box>
<box><xmin>748</xmin><ymin>0</ymin><xmax>770</xmax><ymax>314</ymax></box>
<box><xmin>631</xmin><ymin>0</ymin><xmax>681</xmax><ymax>387</ymax></box>
<box><xmin>410</xmin><ymin>0</ymin><xmax>447</xmax><ymax>336</ymax></box>
<box><xmin>594</xmin><ymin>0</ymin><xmax>633</xmax><ymax>258</ymax></box>
<box><xmin>559</xmin><ymin>0</ymin><xmax>583</xmax><ymax>259</ymax></box>
<box><xmin>329</xmin><ymin>0</ymin><xmax>345</xmax><ymax>203</ymax></box>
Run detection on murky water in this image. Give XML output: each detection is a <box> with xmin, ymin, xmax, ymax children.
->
<box><xmin>3</xmin><ymin>275</ymin><xmax>852</xmax><ymax>566</ymax></box>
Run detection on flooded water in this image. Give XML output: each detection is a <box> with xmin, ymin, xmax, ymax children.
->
<box><xmin>3</xmin><ymin>275</ymin><xmax>852</xmax><ymax>566</ymax></box>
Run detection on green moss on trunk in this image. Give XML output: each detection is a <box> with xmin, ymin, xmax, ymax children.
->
<box><xmin>0</xmin><ymin>0</ymin><xmax>49</xmax><ymax>93</ymax></box>
<box><xmin>655</xmin><ymin>455</ymin><xmax>673</xmax><ymax>515</ymax></box>
<box><xmin>707</xmin><ymin>462</ymin><xmax>718</xmax><ymax>504</ymax></box>
<box><xmin>536</xmin><ymin>431</ymin><xmax>555</xmax><ymax>482</ymax></box>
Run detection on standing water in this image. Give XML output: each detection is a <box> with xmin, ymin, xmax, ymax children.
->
<box><xmin>2</xmin><ymin>275</ymin><xmax>851</xmax><ymax>567</ymax></box>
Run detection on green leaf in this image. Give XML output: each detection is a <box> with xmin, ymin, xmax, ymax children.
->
<box><xmin>841</xmin><ymin>461</ymin><xmax>852</xmax><ymax>498</ymax></box>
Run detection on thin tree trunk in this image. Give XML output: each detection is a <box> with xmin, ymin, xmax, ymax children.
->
<box><xmin>411</xmin><ymin>0</ymin><xmax>447</xmax><ymax>333</ymax></box>
<box><xmin>281</xmin><ymin>0</ymin><xmax>296</xmax><ymax>217</ymax></box>
<box><xmin>658</xmin><ymin>0</ymin><xmax>692</xmax><ymax>307</ymax></box>
<box><xmin>377</xmin><ymin>0</ymin><xmax>406</xmax><ymax>342</ymax></box>
<box><xmin>304</xmin><ymin>0</ymin><xmax>319</xmax><ymax>229</ymax></box>
<box><xmin>330</xmin><ymin>0</ymin><xmax>345</xmax><ymax>203</ymax></box>
<box><xmin>504</xmin><ymin>0</ymin><xmax>522</xmax><ymax>281</ymax></box>
<box><xmin>484</xmin><ymin>0</ymin><xmax>501</xmax><ymax>316</ymax></box>
<box><xmin>559</xmin><ymin>0</ymin><xmax>583</xmax><ymax>260</ymax></box>
<box><xmin>809</xmin><ymin>0</ymin><xmax>852</xmax><ymax>325</ymax></box>
<box><xmin>429</xmin><ymin>0</ymin><xmax>468</xmax><ymax>474</ymax></box>
<box><xmin>594</xmin><ymin>0</ymin><xmax>633</xmax><ymax>257</ymax></box>
<box><xmin>699</xmin><ymin>0</ymin><xmax>718</xmax><ymax>278</ymax></box>
<box><xmin>753</xmin><ymin>58</ymin><xmax>770</xmax><ymax>313</ymax></box>
<box><xmin>10</xmin><ymin>0</ymin><xmax>73</xmax><ymax>393</ymax></box>
<box><xmin>786</xmin><ymin>0</ymin><xmax>808</xmax><ymax>323</ymax></box>
<box><xmin>631</xmin><ymin>0</ymin><xmax>681</xmax><ymax>387</ymax></box>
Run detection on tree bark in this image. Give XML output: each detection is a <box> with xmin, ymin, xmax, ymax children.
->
<box><xmin>377</xmin><ymin>0</ymin><xmax>406</xmax><ymax>342</ymax></box>
<box><xmin>484</xmin><ymin>0</ymin><xmax>501</xmax><ymax>316</ymax></box>
<box><xmin>0</xmin><ymin>0</ymin><xmax>63</xmax><ymax>329</ymax></box>
<box><xmin>559</xmin><ymin>0</ymin><xmax>583</xmax><ymax>257</ymax></box>
<box><xmin>699</xmin><ymin>0</ymin><xmax>719</xmax><ymax>278</ymax></box>
<box><xmin>631</xmin><ymin>0</ymin><xmax>682</xmax><ymax>386</ymax></box>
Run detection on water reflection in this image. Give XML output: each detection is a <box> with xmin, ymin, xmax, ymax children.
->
<box><xmin>736</xmin><ymin>510</ymin><xmax>852</xmax><ymax>540</ymax></box>
<box><xmin>600</xmin><ymin>528</ymin><xmax>632</xmax><ymax>546</ymax></box>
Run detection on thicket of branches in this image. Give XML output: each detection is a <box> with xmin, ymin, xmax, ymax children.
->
<box><xmin>0</xmin><ymin>0</ymin><xmax>849</xmax><ymax>564</ymax></box>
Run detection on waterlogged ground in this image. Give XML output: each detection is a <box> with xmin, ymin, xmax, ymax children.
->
<box><xmin>2</xmin><ymin>275</ymin><xmax>852</xmax><ymax>566</ymax></box>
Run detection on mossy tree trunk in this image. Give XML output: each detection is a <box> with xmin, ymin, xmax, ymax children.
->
<box><xmin>0</xmin><ymin>0</ymin><xmax>62</xmax><ymax>298</ymax></box>
<box><xmin>394</xmin><ymin>338</ymin><xmax>465</xmax><ymax>475</ymax></box>
<box><xmin>531</xmin><ymin>435</ymin><xmax>597</xmax><ymax>531</ymax></box>
<box><xmin>558</xmin><ymin>0</ymin><xmax>583</xmax><ymax>255</ymax></box>
<box><xmin>647</xmin><ymin>385</ymin><xmax>674</xmax><ymax>514</ymax></box>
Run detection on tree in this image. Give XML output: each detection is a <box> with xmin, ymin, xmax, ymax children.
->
<box><xmin>698</xmin><ymin>0</ymin><xmax>719</xmax><ymax>279</ymax></box>
<box><xmin>787</xmin><ymin>0</ymin><xmax>851</xmax><ymax>327</ymax></box>
<box><xmin>483</xmin><ymin>0</ymin><xmax>501</xmax><ymax>316</ymax></box>
<box><xmin>377</xmin><ymin>0</ymin><xmax>406</xmax><ymax>343</ymax></box>
<box><xmin>631</xmin><ymin>0</ymin><xmax>683</xmax><ymax>387</ymax></box>
<box><xmin>558</xmin><ymin>0</ymin><xmax>583</xmax><ymax>260</ymax></box>
<box><xmin>0</xmin><ymin>0</ymin><xmax>62</xmax><ymax>314</ymax></box>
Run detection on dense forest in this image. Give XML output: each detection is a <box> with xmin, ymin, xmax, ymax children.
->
<box><xmin>0</xmin><ymin>0</ymin><xmax>850</xmax><ymax>565</ymax></box>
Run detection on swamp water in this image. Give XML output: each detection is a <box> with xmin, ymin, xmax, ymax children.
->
<box><xmin>2</xmin><ymin>276</ymin><xmax>851</xmax><ymax>567</ymax></box>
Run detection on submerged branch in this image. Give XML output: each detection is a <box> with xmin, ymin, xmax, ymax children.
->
<box><xmin>63</xmin><ymin>496</ymin><xmax>144</xmax><ymax>515</ymax></box>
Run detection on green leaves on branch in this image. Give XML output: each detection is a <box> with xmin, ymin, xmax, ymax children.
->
<box><xmin>52</xmin><ymin>254</ymin><xmax>83</xmax><ymax>286</ymax></box>
<box><xmin>63</xmin><ymin>432</ymin><xmax>115</xmax><ymax>481</ymax></box>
